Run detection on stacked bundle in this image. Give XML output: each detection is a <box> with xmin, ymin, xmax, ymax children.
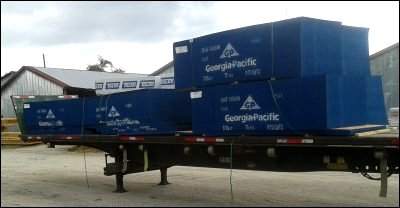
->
<box><xmin>173</xmin><ymin>17</ymin><xmax>387</xmax><ymax>136</ymax></box>
<box><xmin>23</xmin><ymin>89</ymin><xmax>192</xmax><ymax>135</ymax></box>
<box><xmin>21</xmin><ymin>17</ymin><xmax>387</xmax><ymax>137</ymax></box>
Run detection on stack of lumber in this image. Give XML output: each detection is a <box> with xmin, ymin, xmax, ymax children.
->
<box><xmin>1</xmin><ymin>118</ymin><xmax>41</xmax><ymax>145</ymax></box>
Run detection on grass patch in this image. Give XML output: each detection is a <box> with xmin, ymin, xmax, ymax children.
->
<box><xmin>67</xmin><ymin>145</ymin><xmax>103</xmax><ymax>153</ymax></box>
<box><xmin>1</xmin><ymin>144</ymin><xmax>42</xmax><ymax>149</ymax></box>
<box><xmin>1</xmin><ymin>144</ymin><xmax>25</xmax><ymax>149</ymax></box>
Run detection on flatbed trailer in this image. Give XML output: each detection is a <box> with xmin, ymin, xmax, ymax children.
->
<box><xmin>21</xmin><ymin>130</ymin><xmax>399</xmax><ymax>197</ymax></box>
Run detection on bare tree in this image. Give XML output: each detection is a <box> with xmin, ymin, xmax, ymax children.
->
<box><xmin>111</xmin><ymin>67</ymin><xmax>125</xmax><ymax>73</ymax></box>
<box><xmin>87</xmin><ymin>56</ymin><xmax>123</xmax><ymax>73</ymax></box>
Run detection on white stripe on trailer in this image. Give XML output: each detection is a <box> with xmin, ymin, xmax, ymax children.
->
<box><xmin>277</xmin><ymin>139</ymin><xmax>314</xmax><ymax>144</ymax></box>
<box><xmin>199</xmin><ymin>138</ymin><xmax>224</xmax><ymax>142</ymax></box>
<box><xmin>61</xmin><ymin>136</ymin><xmax>79</xmax><ymax>140</ymax></box>
<box><xmin>196</xmin><ymin>138</ymin><xmax>205</xmax><ymax>142</ymax></box>
<box><xmin>58</xmin><ymin>95</ymin><xmax>78</xmax><ymax>99</ymax></box>
<box><xmin>17</xmin><ymin>96</ymin><xmax>35</xmax><ymax>99</ymax></box>
<box><xmin>120</xmin><ymin>136</ymin><xmax>144</xmax><ymax>141</ymax></box>
<box><xmin>184</xmin><ymin>137</ymin><xmax>225</xmax><ymax>143</ymax></box>
<box><xmin>28</xmin><ymin>136</ymin><xmax>41</xmax><ymax>140</ymax></box>
<box><xmin>277</xmin><ymin>139</ymin><xmax>285</xmax><ymax>143</ymax></box>
<box><xmin>215</xmin><ymin>138</ymin><xmax>224</xmax><ymax>142</ymax></box>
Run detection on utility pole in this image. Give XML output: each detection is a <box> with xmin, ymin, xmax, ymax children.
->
<box><xmin>43</xmin><ymin>53</ymin><xmax>46</xmax><ymax>68</ymax></box>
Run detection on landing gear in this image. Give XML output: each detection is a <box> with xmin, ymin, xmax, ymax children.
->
<box><xmin>375</xmin><ymin>150</ymin><xmax>388</xmax><ymax>197</ymax></box>
<box><xmin>114</xmin><ymin>172</ymin><xmax>127</xmax><ymax>193</ymax></box>
<box><xmin>113</xmin><ymin>146</ymin><xmax>127</xmax><ymax>193</ymax></box>
<box><xmin>106</xmin><ymin>145</ymin><xmax>173</xmax><ymax>192</ymax></box>
<box><xmin>158</xmin><ymin>168</ymin><xmax>170</xmax><ymax>185</ymax></box>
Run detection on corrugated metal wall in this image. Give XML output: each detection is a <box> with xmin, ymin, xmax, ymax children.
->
<box><xmin>155</xmin><ymin>66</ymin><xmax>174</xmax><ymax>76</ymax></box>
<box><xmin>1</xmin><ymin>70</ymin><xmax>63</xmax><ymax>131</ymax></box>
<box><xmin>370</xmin><ymin>44</ymin><xmax>399</xmax><ymax>114</ymax></box>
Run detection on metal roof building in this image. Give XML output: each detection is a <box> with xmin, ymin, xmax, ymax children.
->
<box><xmin>1</xmin><ymin>71</ymin><xmax>17</xmax><ymax>88</ymax></box>
<box><xmin>370</xmin><ymin>43</ymin><xmax>399</xmax><ymax>114</ymax></box>
<box><xmin>150</xmin><ymin>61</ymin><xmax>174</xmax><ymax>76</ymax></box>
<box><xmin>1</xmin><ymin>66</ymin><xmax>146</xmax><ymax>123</ymax></box>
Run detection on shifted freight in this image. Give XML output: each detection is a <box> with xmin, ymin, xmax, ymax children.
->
<box><xmin>174</xmin><ymin>17</ymin><xmax>370</xmax><ymax>89</ymax></box>
<box><xmin>173</xmin><ymin>16</ymin><xmax>387</xmax><ymax>136</ymax></box>
<box><xmin>22</xmin><ymin>97</ymin><xmax>106</xmax><ymax>135</ymax></box>
<box><xmin>22</xmin><ymin>16</ymin><xmax>386</xmax><ymax>137</ymax></box>
<box><xmin>23</xmin><ymin>89</ymin><xmax>192</xmax><ymax>135</ymax></box>
<box><xmin>94</xmin><ymin>89</ymin><xmax>191</xmax><ymax>135</ymax></box>
<box><xmin>190</xmin><ymin>75</ymin><xmax>388</xmax><ymax>136</ymax></box>
<box><xmin>341</xmin><ymin>26</ymin><xmax>370</xmax><ymax>75</ymax></box>
<box><xmin>10</xmin><ymin>95</ymin><xmax>79</xmax><ymax>134</ymax></box>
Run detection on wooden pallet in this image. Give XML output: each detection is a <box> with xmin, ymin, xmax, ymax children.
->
<box><xmin>1</xmin><ymin>117</ymin><xmax>40</xmax><ymax>145</ymax></box>
<box><xmin>355</xmin><ymin>128</ymin><xmax>391</xmax><ymax>137</ymax></box>
<box><xmin>1</xmin><ymin>118</ymin><xmax>18</xmax><ymax>128</ymax></box>
<box><xmin>1</xmin><ymin>140</ymin><xmax>41</xmax><ymax>145</ymax></box>
<box><xmin>1</xmin><ymin>138</ymin><xmax>42</xmax><ymax>145</ymax></box>
<box><xmin>1</xmin><ymin>131</ymin><xmax>21</xmax><ymax>137</ymax></box>
<box><xmin>1</xmin><ymin>132</ymin><xmax>41</xmax><ymax>145</ymax></box>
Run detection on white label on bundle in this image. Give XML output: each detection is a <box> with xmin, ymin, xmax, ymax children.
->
<box><xmin>175</xmin><ymin>46</ymin><xmax>188</xmax><ymax>54</ymax></box>
<box><xmin>190</xmin><ymin>91</ymin><xmax>203</xmax><ymax>99</ymax></box>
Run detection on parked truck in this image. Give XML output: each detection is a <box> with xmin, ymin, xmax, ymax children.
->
<box><xmin>12</xmin><ymin>16</ymin><xmax>399</xmax><ymax>198</ymax></box>
<box><xmin>12</xmin><ymin>94</ymin><xmax>399</xmax><ymax>198</ymax></box>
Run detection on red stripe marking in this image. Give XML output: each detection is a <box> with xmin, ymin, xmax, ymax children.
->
<box><xmin>204</xmin><ymin>137</ymin><xmax>216</xmax><ymax>142</ymax></box>
<box><xmin>135</xmin><ymin>137</ymin><xmax>144</xmax><ymax>141</ymax></box>
<box><xmin>391</xmin><ymin>139</ymin><xmax>399</xmax><ymax>145</ymax></box>
<box><xmin>185</xmin><ymin>138</ymin><xmax>196</xmax><ymax>142</ymax></box>
<box><xmin>286</xmin><ymin>139</ymin><xmax>303</xmax><ymax>144</ymax></box>
<box><xmin>20</xmin><ymin>96</ymin><xmax>29</xmax><ymax>99</ymax></box>
<box><xmin>121</xmin><ymin>136</ymin><xmax>130</xmax><ymax>140</ymax></box>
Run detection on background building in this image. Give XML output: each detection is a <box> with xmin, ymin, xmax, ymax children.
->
<box><xmin>150</xmin><ymin>61</ymin><xmax>173</xmax><ymax>76</ymax></box>
<box><xmin>1</xmin><ymin>66</ymin><xmax>145</xmax><ymax>130</ymax></box>
<box><xmin>370</xmin><ymin>43</ymin><xmax>399</xmax><ymax>114</ymax></box>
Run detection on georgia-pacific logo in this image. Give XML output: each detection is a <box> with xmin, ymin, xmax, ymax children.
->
<box><xmin>240</xmin><ymin>95</ymin><xmax>261</xmax><ymax>110</ymax></box>
<box><xmin>220</xmin><ymin>43</ymin><xmax>239</xmax><ymax>59</ymax></box>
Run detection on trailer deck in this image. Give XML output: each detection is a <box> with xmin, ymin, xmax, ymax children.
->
<box><xmin>21</xmin><ymin>129</ymin><xmax>398</xmax><ymax>147</ymax></box>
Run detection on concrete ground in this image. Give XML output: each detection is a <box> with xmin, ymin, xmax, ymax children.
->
<box><xmin>1</xmin><ymin>144</ymin><xmax>399</xmax><ymax>207</ymax></box>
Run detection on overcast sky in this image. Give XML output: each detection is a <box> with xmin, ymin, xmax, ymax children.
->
<box><xmin>1</xmin><ymin>1</ymin><xmax>399</xmax><ymax>76</ymax></box>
